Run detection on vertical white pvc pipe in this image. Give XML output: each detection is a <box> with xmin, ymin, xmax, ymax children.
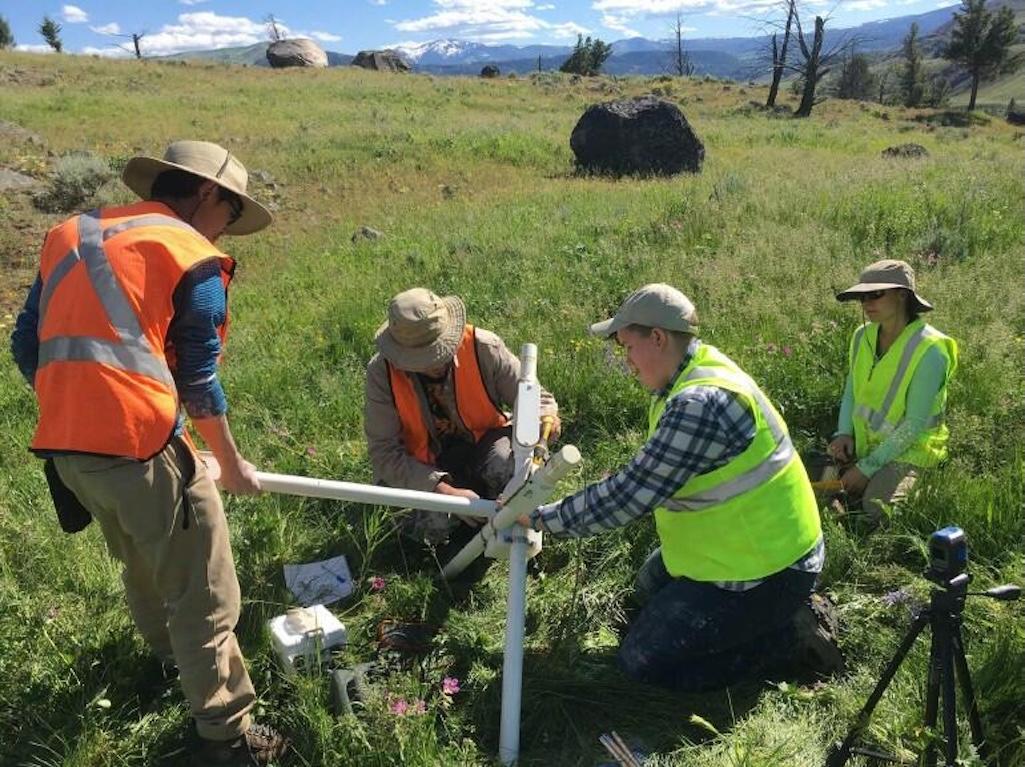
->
<box><xmin>499</xmin><ymin>535</ymin><xmax>528</xmax><ymax>765</ymax></box>
<box><xmin>499</xmin><ymin>342</ymin><xmax>539</xmax><ymax>766</ymax></box>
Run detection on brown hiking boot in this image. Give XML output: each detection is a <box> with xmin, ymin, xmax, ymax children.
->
<box><xmin>791</xmin><ymin>593</ymin><xmax>845</xmax><ymax>680</ymax></box>
<box><xmin>192</xmin><ymin>723</ymin><xmax>290</xmax><ymax>766</ymax></box>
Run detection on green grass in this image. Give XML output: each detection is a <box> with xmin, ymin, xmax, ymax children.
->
<box><xmin>1</xmin><ymin>51</ymin><xmax>1023</xmax><ymax>766</ymax></box>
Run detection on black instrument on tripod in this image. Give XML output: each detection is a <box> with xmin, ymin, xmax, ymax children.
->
<box><xmin>827</xmin><ymin>526</ymin><xmax>1022</xmax><ymax>767</ymax></box>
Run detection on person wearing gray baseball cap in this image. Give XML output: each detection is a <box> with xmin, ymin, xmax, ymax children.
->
<box><xmin>364</xmin><ymin>287</ymin><xmax>560</xmax><ymax>545</ymax></box>
<box><xmin>828</xmin><ymin>259</ymin><xmax>958</xmax><ymax>523</ymax></box>
<box><xmin>520</xmin><ymin>283</ymin><xmax>842</xmax><ymax>691</ymax></box>
<box><xmin>10</xmin><ymin>140</ymin><xmax>288</xmax><ymax>763</ymax></box>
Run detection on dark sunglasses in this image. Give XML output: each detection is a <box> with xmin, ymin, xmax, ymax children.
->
<box><xmin>220</xmin><ymin>190</ymin><xmax>244</xmax><ymax>225</ymax></box>
<box><xmin>857</xmin><ymin>290</ymin><xmax>887</xmax><ymax>302</ymax></box>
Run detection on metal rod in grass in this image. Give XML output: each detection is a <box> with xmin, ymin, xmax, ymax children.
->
<box><xmin>599</xmin><ymin>732</ymin><xmax>641</xmax><ymax>767</ymax></box>
<box><xmin>612</xmin><ymin>731</ymin><xmax>642</xmax><ymax>767</ymax></box>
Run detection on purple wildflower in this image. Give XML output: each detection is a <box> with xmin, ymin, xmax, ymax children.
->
<box><xmin>882</xmin><ymin>588</ymin><xmax>911</xmax><ymax>607</ymax></box>
<box><xmin>390</xmin><ymin>698</ymin><xmax>409</xmax><ymax>716</ymax></box>
<box><xmin>442</xmin><ymin>677</ymin><xmax>461</xmax><ymax>696</ymax></box>
<box><xmin>369</xmin><ymin>576</ymin><xmax>386</xmax><ymax>592</ymax></box>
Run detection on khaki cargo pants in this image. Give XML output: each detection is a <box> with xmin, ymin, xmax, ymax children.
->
<box><xmin>53</xmin><ymin>437</ymin><xmax>255</xmax><ymax>741</ymax></box>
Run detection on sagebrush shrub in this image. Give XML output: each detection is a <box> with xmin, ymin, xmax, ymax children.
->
<box><xmin>33</xmin><ymin>152</ymin><xmax>115</xmax><ymax>213</ymax></box>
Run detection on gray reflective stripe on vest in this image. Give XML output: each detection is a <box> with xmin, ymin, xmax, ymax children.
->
<box><xmin>855</xmin><ymin>326</ymin><xmax>932</xmax><ymax>432</ymax></box>
<box><xmin>874</xmin><ymin>326</ymin><xmax>929</xmax><ymax>429</ymax></box>
<box><xmin>855</xmin><ymin>407</ymin><xmax>944</xmax><ymax>437</ymax></box>
<box><xmin>38</xmin><ymin>335</ymin><xmax>177</xmax><ymax>383</ymax></box>
<box><xmin>851</xmin><ymin>325</ymin><xmax>868</xmax><ymax>368</ymax></box>
<box><xmin>36</xmin><ymin>210</ymin><xmax>175</xmax><ymax>388</ymax></box>
<box><xmin>102</xmin><ymin>214</ymin><xmax>198</xmax><ymax>241</ymax></box>
<box><xmin>662</xmin><ymin>364</ymin><xmax>793</xmax><ymax>511</ymax></box>
<box><xmin>662</xmin><ymin>434</ymin><xmax>796</xmax><ymax>511</ymax></box>
<box><xmin>38</xmin><ymin>247</ymin><xmax>81</xmax><ymax>323</ymax></box>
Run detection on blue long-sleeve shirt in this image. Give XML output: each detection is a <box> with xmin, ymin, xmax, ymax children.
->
<box><xmin>10</xmin><ymin>261</ymin><xmax>228</xmax><ymax>427</ymax></box>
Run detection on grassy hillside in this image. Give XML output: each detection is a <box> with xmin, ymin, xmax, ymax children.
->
<box><xmin>0</xmin><ymin>51</ymin><xmax>1022</xmax><ymax>766</ymax></box>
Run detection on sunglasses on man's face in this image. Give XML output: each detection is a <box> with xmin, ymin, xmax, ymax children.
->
<box><xmin>221</xmin><ymin>191</ymin><xmax>243</xmax><ymax>225</ymax></box>
<box><xmin>857</xmin><ymin>290</ymin><xmax>887</xmax><ymax>302</ymax></box>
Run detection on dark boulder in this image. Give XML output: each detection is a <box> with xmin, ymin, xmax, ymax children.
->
<box><xmin>480</xmin><ymin>64</ymin><xmax>500</xmax><ymax>78</ymax></box>
<box><xmin>266</xmin><ymin>39</ymin><xmax>328</xmax><ymax>68</ymax></box>
<box><xmin>881</xmin><ymin>143</ymin><xmax>929</xmax><ymax>159</ymax></box>
<box><xmin>570</xmin><ymin>96</ymin><xmax>704</xmax><ymax>176</ymax></box>
<box><xmin>352</xmin><ymin>50</ymin><xmax>411</xmax><ymax>73</ymax></box>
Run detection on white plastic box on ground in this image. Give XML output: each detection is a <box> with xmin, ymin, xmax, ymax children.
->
<box><xmin>268</xmin><ymin>604</ymin><xmax>347</xmax><ymax>676</ymax></box>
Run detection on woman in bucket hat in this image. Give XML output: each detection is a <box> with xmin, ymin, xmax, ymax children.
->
<box><xmin>11</xmin><ymin>140</ymin><xmax>288</xmax><ymax>764</ymax></box>
<box><xmin>364</xmin><ymin>287</ymin><xmax>560</xmax><ymax>545</ymax></box>
<box><xmin>829</xmin><ymin>259</ymin><xmax>958</xmax><ymax>523</ymax></box>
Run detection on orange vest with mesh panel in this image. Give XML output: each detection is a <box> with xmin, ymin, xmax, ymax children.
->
<box><xmin>31</xmin><ymin>201</ymin><xmax>234</xmax><ymax>460</ymax></box>
<box><xmin>387</xmin><ymin>325</ymin><xmax>510</xmax><ymax>464</ymax></box>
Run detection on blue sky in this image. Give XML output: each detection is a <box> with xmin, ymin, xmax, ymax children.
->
<box><xmin>3</xmin><ymin>0</ymin><xmax>954</xmax><ymax>56</ymax></box>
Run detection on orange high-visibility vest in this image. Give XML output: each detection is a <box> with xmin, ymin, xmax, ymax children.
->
<box><xmin>387</xmin><ymin>325</ymin><xmax>510</xmax><ymax>464</ymax></box>
<box><xmin>31</xmin><ymin>202</ymin><xmax>234</xmax><ymax>460</ymax></box>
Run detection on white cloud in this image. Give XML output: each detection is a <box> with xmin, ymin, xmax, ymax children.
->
<box><xmin>370</xmin><ymin>0</ymin><xmax>389</xmax><ymax>5</ymax></box>
<box><xmin>394</xmin><ymin>1</ymin><xmax>587</xmax><ymax>41</ymax></box>
<box><xmin>90</xmin><ymin>22</ymin><xmax>121</xmax><ymax>35</ymax></box>
<box><xmin>179</xmin><ymin>0</ymin><xmax>210</xmax><ymax>5</ymax></box>
<box><xmin>591</xmin><ymin>0</ymin><xmax>791</xmax><ymax>17</ymax></box>
<box><xmin>62</xmin><ymin>5</ymin><xmax>89</xmax><ymax>23</ymax></box>
<box><xmin>308</xmin><ymin>31</ymin><xmax>343</xmax><ymax>42</ymax></box>
<box><xmin>536</xmin><ymin>3</ymin><xmax>556</xmax><ymax>8</ymax></box>
<box><xmin>844</xmin><ymin>0</ymin><xmax>888</xmax><ymax>10</ymax></box>
<box><xmin>128</xmin><ymin>12</ymin><xmax>268</xmax><ymax>56</ymax></box>
<box><xmin>81</xmin><ymin>44</ymin><xmax>132</xmax><ymax>57</ymax></box>
<box><xmin>16</xmin><ymin>44</ymin><xmax>55</xmax><ymax>53</ymax></box>
<box><xmin>601</xmin><ymin>13</ymin><xmax>641</xmax><ymax>35</ymax></box>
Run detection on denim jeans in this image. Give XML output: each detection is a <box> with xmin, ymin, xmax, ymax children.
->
<box><xmin>618</xmin><ymin>547</ymin><xmax>817</xmax><ymax>691</ymax></box>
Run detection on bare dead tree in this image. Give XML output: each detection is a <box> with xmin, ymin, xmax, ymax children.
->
<box><xmin>767</xmin><ymin>0</ymin><xmax>795</xmax><ymax>107</ymax></box>
<box><xmin>118</xmin><ymin>32</ymin><xmax>145</xmax><ymax>59</ymax></box>
<box><xmin>265</xmin><ymin>14</ymin><xmax>285</xmax><ymax>42</ymax></box>
<box><xmin>666</xmin><ymin>13</ymin><xmax>695</xmax><ymax>76</ymax></box>
<box><xmin>105</xmin><ymin>29</ymin><xmax>146</xmax><ymax>59</ymax></box>
<box><xmin>787</xmin><ymin>7</ymin><xmax>864</xmax><ymax>117</ymax></box>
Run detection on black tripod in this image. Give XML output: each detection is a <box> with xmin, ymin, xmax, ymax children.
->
<box><xmin>827</xmin><ymin>571</ymin><xmax>1021</xmax><ymax>767</ymax></box>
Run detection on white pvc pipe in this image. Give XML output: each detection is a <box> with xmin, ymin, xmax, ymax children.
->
<box><xmin>198</xmin><ymin>453</ymin><xmax>497</xmax><ymax>520</ymax></box>
<box><xmin>440</xmin><ymin>444</ymin><xmax>581</xmax><ymax>579</ymax></box>
<box><xmin>253</xmin><ymin>472</ymin><xmax>497</xmax><ymax>519</ymax></box>
<box><xmin>499</xmin><ymin>536</ymin><xmax>529</xmax><ymax>766</ymax></box>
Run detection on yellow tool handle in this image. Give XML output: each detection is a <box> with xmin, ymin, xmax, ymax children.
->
<box><xmin>532</xmin><ymin>416</ymin><xmax>555</xmax><ymax>466</ymax></box>
<box><xmin>811</xmin><ymin>479</ymin><xmax>844</xmax><ymax>492</ymax></box>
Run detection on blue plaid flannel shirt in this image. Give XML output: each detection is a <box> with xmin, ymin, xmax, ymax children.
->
<box><xmin>531</xmin><ymin>341</ymin><xmax>823</xmax><ymax>590</ymax></box>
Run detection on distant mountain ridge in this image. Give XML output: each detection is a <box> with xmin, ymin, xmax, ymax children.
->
<box><xmin>162</xmin><ymin>2</ymin><xmax>1024</xmax><ymax>83</ymax></box>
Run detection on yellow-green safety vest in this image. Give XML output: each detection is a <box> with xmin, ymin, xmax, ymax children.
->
<box><xmin>849</xmin><ymin>319</ymin><xmax>957</xmax><ymax>468</ymax></box>
<box><xmin>649</xmin><ymin>343</ymin><xmax>821</xmax><ymax>582</ymax></box>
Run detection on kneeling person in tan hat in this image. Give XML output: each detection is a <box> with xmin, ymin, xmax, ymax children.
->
<box><xmin>521</xmin><ymin>284</ymin><xmax>841</xmax><ymax>691</ymax></box>
<box><xmin>829</xmin><ymin>259</ymin><xmax>958</xmax><ymax>523</ymax></box>
<box><xmin>365</xmin><ymin>288</ymin><xmax>560</xmax><ymax>544</ymax></box>
<box><xmin>10</xmin><ymin>140</ymin><xmax>287</xmax><ymax>763</ymax></box>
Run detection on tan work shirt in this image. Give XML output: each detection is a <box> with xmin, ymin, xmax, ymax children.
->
<box><xmin>364</xmin><ymin>328</ymin><xmax>558</xmax><ymax>492</ymax></box>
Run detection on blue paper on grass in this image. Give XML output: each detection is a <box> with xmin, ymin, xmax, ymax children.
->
<box><xmin>284</xmin><ymin>555</ymin><xmax>353</xmax><ymax>606</ymax></box>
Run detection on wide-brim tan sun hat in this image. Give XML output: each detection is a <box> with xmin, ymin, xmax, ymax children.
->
<box><xmin>836</xmin><ymin>258</ymin><xmax>933</xmax><ymax>313</ymax></box>
<box><xmin>590</xmin><ymin>283</ymin><xmax>699</xmax><ymax>338</ymax></box>
<box><xmin>375</xmin><ymin>288</ymin><xmax>467</xmax><ymax>372</ymax></box>
<box><xmin>122</xmin><ymin>140</ymin><xmax>272</xmax><ymax>236</ymax></box>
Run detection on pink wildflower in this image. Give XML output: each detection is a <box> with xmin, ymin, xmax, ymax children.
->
<box><xmin>306</xmin><ymin>445</ymin><xmax>317</xmax><ymax>456</ymax></box>
<box><xmin>782</xmin><ymin>346</ymin><xmax>793</xmax><ymax>357</ymax></box>
<box><xmin>390</xmin><ymin>698</ymin><xmax>409</xmax><ymax>716</ymax></box>
<box><xmin>369</xmin><ymin>576</ymin><xmax>386</xmax><ymax>592</ymax></box>
<box><xmin>442</xmin><ymin>677</ymin><xmax>461</xmax><ymax>695</ymax></box>
<box><xmin>411</xmin><ymin>699</ymin><xmax>427</xmax><ymax>715</ymax></box>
